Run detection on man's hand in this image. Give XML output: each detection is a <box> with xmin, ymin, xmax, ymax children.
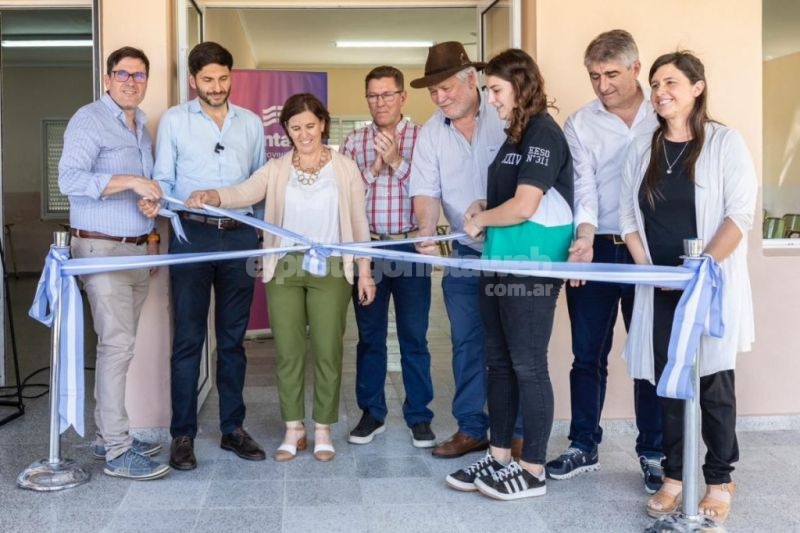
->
<box><xmin>131</xmin><ymin>177</ymin><xmax>162</xmax><ymax>200</ymax></box>
<box><xmin>185</xmin><ymin>189</ymin><xmax>220</xmax><ymax>209</ymax></box>
<box><xmin>374</xmin><ymin>131</ymin><xmax>402</xmax><ymax>170</ymax></box>
<box><xmin>138</xmin><ymin>198</ymin><xmax>161</xmax><ymax>219</ymax></box>
<box><xmin>414</xmin><ymin>234</ymin><xmax>440</xmax><ymax>256</ymax></box>
<box><xmin>567</xmin><ymin>235</ymin><xmax>594</xmax><ymax>287</ymax></box>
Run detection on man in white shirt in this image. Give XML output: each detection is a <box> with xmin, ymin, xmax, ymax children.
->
<box><xmin>545</xmin><ymin>30</ymin><xmax>664</xmax><ymax>494</ymax></box>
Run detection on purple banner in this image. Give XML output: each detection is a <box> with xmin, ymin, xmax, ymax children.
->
<box><xmin>230</xmin><ymin>69</ymin><xmax>328</xmax><ymax>160</ymax></box>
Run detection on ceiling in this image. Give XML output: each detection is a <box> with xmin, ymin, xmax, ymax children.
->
<box><xmin>229</xmin><ymin>7</ymin><xmax>478</xmax><ymax>67</ymax></box>
<box><xmin>1</xmin><ymin>3</ymin><xmax>799</xmax><ymax>68</ymax></box>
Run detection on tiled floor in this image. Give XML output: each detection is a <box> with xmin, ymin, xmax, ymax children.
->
<box><xmin>1</xmin><ymin>273</ymin><xmax>798</xmax><ymax>532</ymax></box>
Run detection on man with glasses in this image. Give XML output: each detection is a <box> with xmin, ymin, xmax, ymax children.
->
<box><xmin>340</xmin><ymin>66</ymin><xmax>435</xmax><ymax>448</ymax></box>
<box><xmin>59</xmin><ymin>46</ymin><xmax>169</xmax><ymax>480</ymax></box>
<box><xmin>144</xmin><ymin>41</ymin><xmax>266</xmax><ymax>471</ymax></box>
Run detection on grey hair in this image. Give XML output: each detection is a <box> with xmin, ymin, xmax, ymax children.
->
<box><xmin>583</xmin><ymin>29</ymin><xmax>639</xmax><ymax>69</ymax></box>
<box><xmin>456</xmin><ymin>66</ymin><xmax>478</xmax><ymax>83</ymax></box>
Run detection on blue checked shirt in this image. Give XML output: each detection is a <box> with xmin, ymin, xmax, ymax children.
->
<box><xmin>59</xmin><ymin>92</ymin><xmax>155</xmax><ymax>236</ymax></box>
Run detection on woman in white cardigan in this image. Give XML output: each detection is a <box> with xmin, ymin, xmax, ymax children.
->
<box><xmin>619</xmin><ymin>52</ymin><xmax>756</xmax><ymax>523</ymax></box>
<box><xmin>186</xmin><ymin>93</ymin><xmax>376</xmax><ymax>463</ymax></box>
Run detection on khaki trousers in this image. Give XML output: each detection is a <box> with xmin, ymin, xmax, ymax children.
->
<box><xmin>72</xmin><ymin>237</ymin><xmax>149</xmax><ymax>460</ymax></box>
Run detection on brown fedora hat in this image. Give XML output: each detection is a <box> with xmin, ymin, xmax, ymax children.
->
<box><xmin>410</xmin><ymin>41</ymin><xmax>485</xmax><ymax>89</ymax></box>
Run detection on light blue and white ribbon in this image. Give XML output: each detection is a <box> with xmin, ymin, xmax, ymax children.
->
<box><xmin>658</xmin><ymin>255</ymin><xmax>725</xmax><ymax>400</ymax></box>
<box><xmin>32</xmin><ymin>201</ymin><xmax>725</xmax><ymax>435</ymax></box>
<box><xmin>28</xmin><ymin>247</ymin><xmax>85</xmax><ymax>436</ymax></box>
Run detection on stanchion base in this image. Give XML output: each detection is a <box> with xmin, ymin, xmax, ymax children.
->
<box><xmin>645</xmin><ymin>513</ymin><xmax>725</xmax><ymax>532</ymax></box>
<box><xmin>16</xmin><ymin>458</ymin><xmax>91</xmax><ymax>491</ymax></box>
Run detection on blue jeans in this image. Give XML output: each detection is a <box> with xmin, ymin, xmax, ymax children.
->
<box><xmin>482</xmin><ymin>273</ymin><xmax>561</xmax><ymax>464</ymax></box>
<box><xmin>565</xmin><ymin>237</ymin><xmax>663</xmax><ymax>458</ymax></box>
<box><xmin>169</xmin><ymin>219</ymin><xmax>258</xmax><ymax>438</ymax></box>
<box><xmin>353</xmin><ymin>242</ymin><xmax>433</xmax><ymax>427</ymax></box>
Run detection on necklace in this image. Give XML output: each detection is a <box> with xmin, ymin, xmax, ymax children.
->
<box><xmin>292</xmin><ymin>148</ymin><xmax>330</xmax><ymax>186</ymax></box>
<box><xmin>663</xmin><ymin>140</ymin><xmax>689</xmax><ymax>174</ymax></box>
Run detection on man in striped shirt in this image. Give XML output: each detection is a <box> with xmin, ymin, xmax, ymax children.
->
<box><xmin>59</xmin><ymin>46</ymin><xmax>168</xmax><ymax>480</ymax></box>
<box><xmin>340</xmin><ymin>66</ymin><xmax>435</xmax><ymax>449</ymax></box>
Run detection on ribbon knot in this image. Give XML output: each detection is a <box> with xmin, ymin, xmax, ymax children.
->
<box><xmin>657</xmin><ymin>254</ymin><xmax>725</xmax><ymax>400</ymax></box>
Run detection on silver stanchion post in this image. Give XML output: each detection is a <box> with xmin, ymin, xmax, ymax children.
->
<box><xmin>17</xmin><ymin>231</ymin><xmax>91</xmax><ymax>491</ymax></box>
<box><xmin>646</xmin><ymin>238</ymin><xmax>722</xmax><ymax>532</ymax></box>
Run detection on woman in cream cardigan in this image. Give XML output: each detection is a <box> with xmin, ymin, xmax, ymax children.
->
<box><xmin>187</xmin><ymin>93</ymin><xmax>376</xmax><ymax>462</ymax></box>
<box><xmin>619</xmin><ymin>52</ymin><xmax>756</xmax><ymax>523</ymax></box>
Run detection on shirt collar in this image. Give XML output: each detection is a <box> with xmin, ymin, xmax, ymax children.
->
<box><xmin>100</xmin><ymin>92</ymin><xmax>146</xmax><ymax>128</ymax></box>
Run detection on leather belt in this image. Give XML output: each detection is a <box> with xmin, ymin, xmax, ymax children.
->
<box><xmin>598</xmin><ymin>234</ymin><xmax>626</xmax><ymax>245</ymax></box>
<box><xmin>370</xmin><ymin>230</ymin><xmax>419</xmax><ymax>241</ymax></box>
<box><xmin>70</xmin><ymin>228</ymin><xmax>148</xmax><ymax>245</ymax></box>
<box><xmin>179</xmin><ymin>211</ymin><xmax>242</xmax><ymax>230</ymax></box>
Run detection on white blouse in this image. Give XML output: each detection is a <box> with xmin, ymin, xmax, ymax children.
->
<box><xmin>281</xmin><ymin>161</ymin><xmax>341</xmax><ymax>255</ymax></box>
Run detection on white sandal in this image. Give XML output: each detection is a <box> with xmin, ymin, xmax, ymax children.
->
<box><xmin>274</xmin><ymin>422</ymin><xmax>307</xmax><ymax>462</ymax></box>
<box><xmin>314</xmin><ymin>424</ymin><xmax>336</xmax><ymax>462</ymax></box>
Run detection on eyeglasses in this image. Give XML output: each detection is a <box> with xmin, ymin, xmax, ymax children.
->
<box><xmin>365</xmin><ymin>91</ymin><xmax>402</xmax><ymax>104</ymax></box>
<box><xmin>111</xmin><ymin>70</ymin><xmax>148</xmax><ymax>83</ymax></box>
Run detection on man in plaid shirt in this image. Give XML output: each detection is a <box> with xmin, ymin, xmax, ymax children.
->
<box><xmin>340</xmin><ymin>66</ymin><xmax>436</xmax><ymax>449</ymax></box>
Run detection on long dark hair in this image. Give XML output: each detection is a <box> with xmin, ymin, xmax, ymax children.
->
<box><xmin>642</xmin><ymin>51</ymin><xmax>713</xmax><ymax>208</ymax></box>
<box><xmin>484</xmin><ymin>48</ymin><xmax>550</xmax><ymax>144</ymax></box>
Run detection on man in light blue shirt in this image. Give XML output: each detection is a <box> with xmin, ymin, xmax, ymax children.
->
<box><xmin>409</xmin><ymin>42</ymin><xmax>516</xmax><ymax>459</ymax></box>
<box><xmin>59</xmin><ymin>46</ymin><xmax>168</xmax><ymax>480</ymax></box>
<box><xmin>150</xmin><ymin>42</ymin><xmax>266</xmax><ymax>471</ymax></box>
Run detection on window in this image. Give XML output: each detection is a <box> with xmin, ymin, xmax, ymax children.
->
<box><xmin>41</xmin><ymin>118</ymin><xmax>70</xmax><ymax>219</ymax></box>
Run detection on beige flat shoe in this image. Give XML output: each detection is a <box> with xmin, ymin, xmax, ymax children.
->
<box><xmin>699</xmin><ymin>482</ymin><xmax>736</xmax><ymax>523</ymax></box>
<box><xmin>646</xmin><ymin>477</ymin><xmax>682</xmax><ymax>518</ymax></box>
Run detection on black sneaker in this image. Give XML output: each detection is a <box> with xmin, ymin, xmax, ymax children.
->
<box><xmin>410</xmin><ymin>422</ymin><xmax>436</xmax><ymax>448</ymax></box>
<box><xmin>545</xmin><ymin>446</ymin><xmax>600</xmax><ymax>479</ymax></box>
<box><xmin>445</xmin><ymin>453</ymin><xmax>506</xmax><ymax>492</ymax></box>
<box><xmin>474</xmin><ymin>461</ymin><xmax>546</xmax><ymax>500</ymax></box>
<box><xmin>348</xmin><ymin>411</ymin><xmax>385</xmax><ymax>444</ymax></box>
<box><xmin>639</xmin><ymin>455</ymin><xmax>665</xmax><ymax>494</ymax></box>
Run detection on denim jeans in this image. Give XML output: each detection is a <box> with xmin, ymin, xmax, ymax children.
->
<box><xmin>442</xmin><ymin>242</ymin><xmax>488</xmax><ymax>439</ymax></box>
<box><xmin>168</xmin><ymin>219</ymin><xmax>258</xmax><ymax>438</ymax></box>
<box><xmin>353</xmin><ymin>242</ymin><xmax>433</xmax><ymax>427</ymax></box>
<box><xmin>565</xmin><ymin>237</ymin><xmax>663</xmax><ymax>458</ymax></box>
<box><xmin>481</xmin><ymin>272</ymin><xmax>561</xmax><ymax>464</ymax></box>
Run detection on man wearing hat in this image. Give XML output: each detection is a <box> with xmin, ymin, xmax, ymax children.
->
<box><xmin>409</xmin><ymin>41</ymin><xmax>520</xmax><ymax>458</ymax></box>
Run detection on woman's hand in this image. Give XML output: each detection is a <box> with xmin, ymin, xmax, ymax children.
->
<box><xmin>185</xmin><ymin>190</ymin><xmax>221</xmax><ymax>209</ymax></box>
<box><xmin>463</xmin><ymin>217</ymin><xmax>484</xmax><ymax>238</ymax></box>
<box><xmin>357</xmin><ymin>275</ymin><xmax>376</xmax><ymax>306</ymax></box>
<box><xmin>464</xmin><ymin>199</ymin><xmax>487</xmax><ymax>219</ymax></box>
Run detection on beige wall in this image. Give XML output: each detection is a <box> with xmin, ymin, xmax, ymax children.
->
<box><xmin>763</xmin><ymin>52</ymin><xmax>800</xmax><ymax>217</ymax></box>
<box><xmin>533</xmin><ymin>0</ymin><xmax>800</xmax><ymax>420</ymax></box>
<box><xmin>1</xmin><ymin>66</ymin><xmax>93</xmax><ymax>272</ymax></box>
<box><xmin>204</xmin><ymin>7</ymin><xmax>257</xmax><ymax>69</ymax></box>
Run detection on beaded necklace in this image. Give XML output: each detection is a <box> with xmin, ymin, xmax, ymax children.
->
<box><xmin>292</xmin><ymin>148</ymin><xmax>330</xmax><ymax>186</ymax></box>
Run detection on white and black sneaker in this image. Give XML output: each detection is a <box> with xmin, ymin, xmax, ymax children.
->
<box><xmin>348</xmin><ymin>411</ymin><xmax>385</xmax><ymax>444</ymax></box>
<box><xmin>445</xmin><ymin>453</ymin><xmax>506</xmax><ymax>492</ymax></box>
<box><xmin>474</xmin><ymin>461</ymin><xmax>546</xmax><ymax>501</ymax></box>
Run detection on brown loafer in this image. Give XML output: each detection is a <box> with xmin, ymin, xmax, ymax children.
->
<box><xmin>169</xmin><ymin>436</ymin><xmax>197</xmax><ymax>471</ymax></box>
<box><xmin>221</xmin><ymin>427</ymin><xmax>266</xmax><ymax>461</ymax></box>
<box><xmin>431</xmin><ymin>432</ymin><xmax>489</xmax><ymax>459</ymax></box>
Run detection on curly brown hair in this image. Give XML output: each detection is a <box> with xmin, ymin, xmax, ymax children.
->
<box><xmin>484</xmin><ymin>49</ymin><xmax>550</xmax><ymax>144</ymax></box>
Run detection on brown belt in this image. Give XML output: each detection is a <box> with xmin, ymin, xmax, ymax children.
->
<box><xmin>598</xmin><ymin>234</ymin><xmax>625</xmax><ymax>245</ymax></box>
<box><xmin>70</xmin><ymin>228</ymin><xmax>148</xmax><ymax>245</ymax></box>
<box><xmin>370</xmin><ymin>230</ymin><xmax>419</xmax><ymax>241</ymax></box>
<box><xmin>179</xmin><ymin>211</ymin><xmax>242</xmax><ymax>230</ymax></box>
